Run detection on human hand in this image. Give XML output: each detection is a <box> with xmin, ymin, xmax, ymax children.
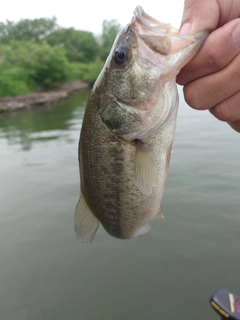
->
<box><xmin>177</xmin><ymin>0</ymin><xmax>240</xmax><ymax>132</ymax></box>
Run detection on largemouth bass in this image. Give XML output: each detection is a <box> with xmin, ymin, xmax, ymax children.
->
<box><xmin>75</xmin><ymin>6</ymin><xmax>208</xmax><ymax>243</ymax></box>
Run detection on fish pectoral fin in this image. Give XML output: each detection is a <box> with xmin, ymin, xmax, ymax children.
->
<box><xmin>135</xmin><ymin>141</ymin><xmax>158</xmax><ymax>195</ymax></box>
<box><xmin>74</xmin><ymin>191</ymin><xmax>99</xmax><ymax>244</ymax></box>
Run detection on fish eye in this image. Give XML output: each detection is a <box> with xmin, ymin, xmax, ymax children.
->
<box><xmin>113</xmin><ymin>46</ymin><xmax>130</xmax><ymax>66</ymax></box>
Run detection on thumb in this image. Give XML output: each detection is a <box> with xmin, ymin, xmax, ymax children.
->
<box><xmin>179</xmin><ymin>0</ymin><xmax>220</xmax><ymax>34</ymax></box>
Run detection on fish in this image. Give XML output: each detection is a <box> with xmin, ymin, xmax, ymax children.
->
<box><xmin>74</xmin><ymin>6</ymin><xmax>208</xmax><ymax>243</ymax></box>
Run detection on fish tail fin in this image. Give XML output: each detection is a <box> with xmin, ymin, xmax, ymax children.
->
<box><xmin>74</xmin><ymin>191</ymin><xmax>99</xmax><ymax>244</ymax></box>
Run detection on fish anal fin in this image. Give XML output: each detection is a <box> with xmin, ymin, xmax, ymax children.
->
<box><xmin>135</xmin><ymin>141</ymin><xmax>158</xmax><ymax>195</ymax></box>
<box><xmin>74</xmin><ymin>191</ymin><xmax>99</xmax><ymax>244</ymax></box>
<box><xmin>135</xmin><ymin>224</ymin><xmax>151</xmax><ymax>237</ymax></box>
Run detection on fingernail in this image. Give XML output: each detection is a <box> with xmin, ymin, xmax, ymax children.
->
<box><xmin>232</xmin><ymin>23</ymin><xmax>240</xmax><ymax>46</ymax></box>
<box><xmin>179</xmin><ymin>23</ymin><xmax>192</xmax><ymax>35</ymax></box>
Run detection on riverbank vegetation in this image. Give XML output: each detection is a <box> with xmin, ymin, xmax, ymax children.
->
<box><xmin>0</xmin><ymin>18</ymin><xmax>121</xmax><ymax>97</ymax></box>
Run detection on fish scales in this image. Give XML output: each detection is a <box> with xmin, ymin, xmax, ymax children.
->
<box><xmin>75</xmin><ymin>6</ymin><xmax>209</xmax><ymax>243</ymax></box>
<box><xmin>80</xmin><ymin>93</ymin><xmax>161</xmax><ymax>239</ymax></box>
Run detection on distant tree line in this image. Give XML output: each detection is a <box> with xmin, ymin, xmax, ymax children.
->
<box><xmin>0</xmin><ymin>17</ymin><xmax>121</xmax><ymax>97</ymax></box>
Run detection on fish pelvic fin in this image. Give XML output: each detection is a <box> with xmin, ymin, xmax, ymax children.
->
<box><xmin>74</xmin><ymin>191</ymin><xmax>99</xmax><ymax>244</ymax></box>
<box><xmin>135</xmin><ymin>140</ymin><xmax>158</xmax><ymax>195</ymax></box>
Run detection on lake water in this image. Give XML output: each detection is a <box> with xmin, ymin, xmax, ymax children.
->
<box><xmin>0</xmin><ymin>88</ymin><xmax>239</xmax><ymax>320</ymax></box>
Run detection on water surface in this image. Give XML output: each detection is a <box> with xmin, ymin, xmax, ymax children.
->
<box><xmin>0</xmin><ymin>89</ymin><xmax>239</xmax><ymax>320</ymax></box>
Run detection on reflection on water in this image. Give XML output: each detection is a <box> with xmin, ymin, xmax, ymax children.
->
<box><xmin>0</xmin><ymin>88</ymin><xmax>239</xmax><ymax>320</ymax></box>
<box><xmin>0</xmin><ymin>90</ymin><xmax>89</xmax><ymax>150</ymax></box>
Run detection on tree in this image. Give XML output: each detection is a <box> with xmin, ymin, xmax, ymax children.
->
<box><xmin>0</xmin><ymin>18</ymin><xmax>58</xmax><ymax>44</ymax></box>
<box><xmin>0</xmin><ymin>40</ymin><xmax>70</xmax><ymax>89</ymax></box>
<box><xmin>45</xmin><ymin>28</ymin><xmax>99</xmax><ymax>63</ymax></box>
<box><xmin>99</xmin><ymin>20</ymin><xmax>122</xmax><ymax>60</ymax></box>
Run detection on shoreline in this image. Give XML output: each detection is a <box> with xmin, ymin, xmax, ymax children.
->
<box><xmin>0</xmin><ymin>80</ymin><xmax>89</xmax><ymax>113</ymax></box>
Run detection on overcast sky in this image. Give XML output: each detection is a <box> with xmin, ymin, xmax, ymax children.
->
<box><xmin>0</xmin><ymin>0</ymin><xmax>185</xmax><ymax>34</ymax></box>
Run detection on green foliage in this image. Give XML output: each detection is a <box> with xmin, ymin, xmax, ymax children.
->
<box><xmin>99</xmin><ymin>20</ymin><xmax>122</xmax><ymax>60</ymax></box>
<box><xmin>45</xmin><ymin>28</ymin><xmax>99</xmax><ymax>63</ymax></box>
<box><xmin>63</xmin><ymin>58</ymin><xmax>104</xmax><ymax>85</ymax></box>
<box><xmin>78</xmin><ymin>58</ymin><xmax>105</xmax><ymax>85</ymax></box>
<box><xmin>0</xmin><ymin>17</ymin><xmax>121</xmax><ymax>97</ymax></box>
<box><xmin>0</xmin><ymin>65</ymin><xmax>33</xmax><ymax>97</ymax></box>
<box><xmin>0</xmin><ymin>18</ymin><xmax>58</xmax><ymax>44</ymax></box>
<box><xmin>1</xmin><ymin>41</ymin><xmax>70</xmax><ymax>90</ymax></box>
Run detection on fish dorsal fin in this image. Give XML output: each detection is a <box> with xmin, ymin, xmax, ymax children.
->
<box><xmin>135</xmin><ymin>141</ymin><xmax>158</xmax><ymax>195</ymax></box>
<box><xmin>74</xmin><ymin>191</ymin><xmax>99</xmax><ymax>244</ymax></box>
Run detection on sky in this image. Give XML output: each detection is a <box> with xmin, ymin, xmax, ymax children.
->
<box><xmin>0</xmin><ymin>0</ymin><xmax>185</xmax><ymax>34</ymax></box>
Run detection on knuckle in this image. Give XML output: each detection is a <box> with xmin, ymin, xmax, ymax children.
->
<box><xmin>211</xmin><ymin>100</ymin><xmax>239</xmax><ymax>122</ymax></box>
<box><xmin>232</xmin><ymin>64</ymin><xmax>240</xmax><ymax>83</ymax></box>
<box><xmin>228</xmin><ymin>120</ymin><xmax>240</xmax><ymax>133</ymax></box>
<box><xmin>205</xmin><ymin>42</ymin><xmax>224</xmax><ymax>71</ymax></box>
<box><xmin>211</xmin><ymin>106</ymin><xmax>227</xmax><ymax>121</ymax></box>
<box><xmin>183</xmin><ymin>84</ymin><xmax>201</xmax><ymax>109</ymax></box>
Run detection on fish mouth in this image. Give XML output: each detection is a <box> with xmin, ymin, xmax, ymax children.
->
<box><xmin>132</xmin><ymin>6</ymin><xmax>177</xmax><ymax>36</ymax></box>
<box><xmin>132</xmin><ymin>6</ymin><xmax>208</xmax><ymax>56</ymax></box>
<box><xmin>130</xmin><ymin>6</ymin><xmax>178</xmax><ymax>56</ymax></box>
